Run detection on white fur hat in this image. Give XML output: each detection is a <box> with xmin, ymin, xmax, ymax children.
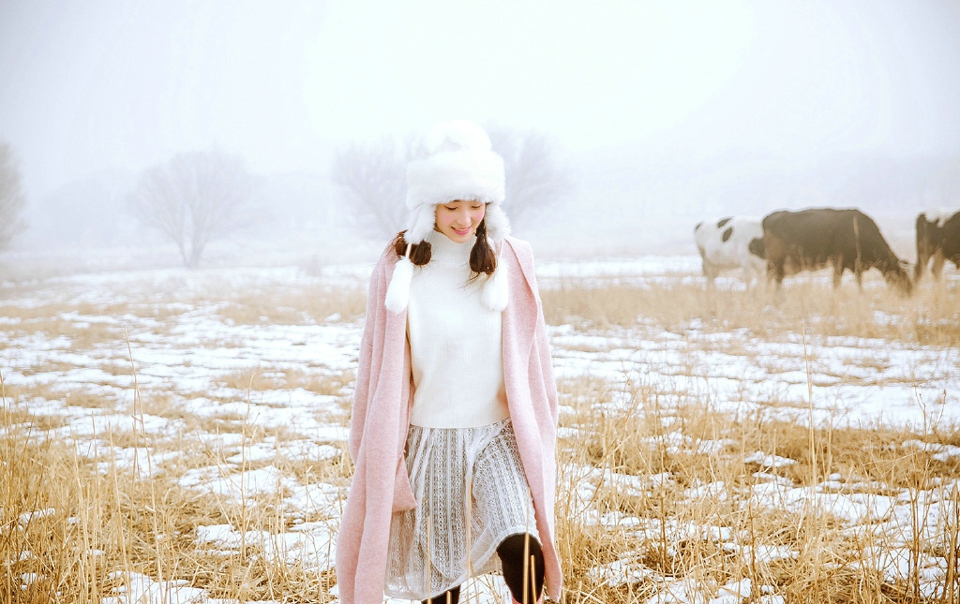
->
<box><xmin>403</xmin><ymin>120</ymin><xmax>510</xmax><ymax>245</ymax></box>
<box><xmin>384</xmin><ymin>120</ymin><xmax>511</xmax><ymax>314</ymax></box>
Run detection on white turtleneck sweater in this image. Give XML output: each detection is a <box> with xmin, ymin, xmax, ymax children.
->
<box><xmin>407</xmin><ymin>230</ymin><xmax>509</xmax><ymax>428</ymax></box>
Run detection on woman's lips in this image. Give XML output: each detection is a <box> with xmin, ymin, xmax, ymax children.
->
<box><xmin>453</xmin><ymin>227</ymin><xmax>470</xmax><ymax>235</ymax></box>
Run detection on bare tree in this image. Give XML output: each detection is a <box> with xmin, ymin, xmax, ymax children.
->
<box><xmin>332</xmin><ymin>136</ymin><xmax>413</xmax><ymax>240</ymax></box>
<box><xmin>332</xmin><ymin>125</ymin><xmax>570</xmax><ymax>241</ymax></box>
<box><xmin>0</xmin><ymin>142</ymin><xmax>27</xmax><ymax>252</ymax></box>
<box><xmin>484</xmin><ymin>124</ymin><xmax>573</xmax><ymax>230</ymax></box>
<box><xmin>130</xmin><ymin>150</ymin><xmax>254</xmax><ymax>268</ymax></box>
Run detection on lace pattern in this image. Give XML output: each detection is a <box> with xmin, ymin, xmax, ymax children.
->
<box><xmin>385</xmin><ymin>419</ymin><xmax>539</xmax><ymax>600</ymax></box>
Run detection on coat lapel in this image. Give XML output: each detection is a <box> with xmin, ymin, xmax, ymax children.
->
<box><xmin>502</xmin><ymin>238</ymin><xmax>538</xmax><ymax>366</ymax></box>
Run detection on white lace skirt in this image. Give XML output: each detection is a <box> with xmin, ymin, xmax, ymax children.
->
<box><xmin>385</xmin><ymin>419</ymin><xmax>539</xmax><ymax>601</ymax></box>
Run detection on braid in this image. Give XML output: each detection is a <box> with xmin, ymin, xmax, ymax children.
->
<box><xmin>394</xmin><ymin>220</ymin><xmax>493</xmax><ymax>275</ymax></box>
<box><xmin>392</xmin><ymin>231</ymin><xmax>432</xmax><ymax>266</ymax></box>
<box><xmin>469</xmin><ymin>219</ymin><xmax>497</xmax><ymax>275</ymax></box>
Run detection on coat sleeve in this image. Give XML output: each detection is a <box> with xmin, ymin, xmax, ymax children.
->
<box><xmin>529</xmin><ymin>261</ymin><xmax>560</xmax><ymax>427</ymax></box>
<box><xmin>348</xmin><ymin>253</ymin><xmax>389</xmax><ymax>461</ymax></box>
<box><xmin>533</xmin><ymin>255</ymin><xmax>559</xmax><ymax>422</ymax></box>
<box><xmin>503</xmin><ymin>237</ymin><xmax>563</xmax><ymax>599</ymax></box>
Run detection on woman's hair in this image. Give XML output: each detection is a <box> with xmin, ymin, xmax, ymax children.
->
<box><xmin>393</xmin><ymin>218</ymin><xmax>497</xmax><ymax>277</ymax></box>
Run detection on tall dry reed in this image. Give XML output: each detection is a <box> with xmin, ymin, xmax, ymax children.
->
<box><xmin>1</xmin><ymin>269</ymin><xmax>958</xmax><ymax>602</ymax></box>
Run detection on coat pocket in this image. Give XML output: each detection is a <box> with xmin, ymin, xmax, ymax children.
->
<box><xmin>392</xmin><ymin>456</ymin><xmax>417</xmax><ymax>512</ymax></box>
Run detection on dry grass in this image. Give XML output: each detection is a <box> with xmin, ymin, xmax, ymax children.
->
<box><xmin>554</xmin><ymin>377</ymin><xmax>960</xmax><ymax>603</ymax></box>
<box><xmin>208</xmin><ymin>285</ymin><xmax>366</xmax><ymax>326</ymax></box>
<box><xmin>2</xmin><ymin>271</ymin><xmax>959</xmax><ymax>602</ymax></box>
<box><xmin>542</xmin><ymin>273</ymin><xmax>960</xmax><ymax>346</ymax></box>
<box><xmin>541</xmin><ymin>275</ymin><xmax>960</xmax><ymax>603</ymax></box>
<box><xmin>281</xmin><ymin>368</ymin><xmax>354</xmax><ymax>397</ymax></box>
<box><xmin>213</xmin><ymin>367</ymin><xmax>353</xmax><ymax>398</ymax></box>
<box><xmin>1</xmin><ymin>388</ymin><xmax>340</xmax><ymax>602</ymax></box>
<box><xmin>0</xmin><ymin>428</ymin><xmax>335</xmax><ymax>602</ymax></box>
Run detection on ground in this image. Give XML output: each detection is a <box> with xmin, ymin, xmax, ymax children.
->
<box><xmin>1</xmin><ymin>256</ymin><xmax>958</xmax><ymax>603</ymax></box>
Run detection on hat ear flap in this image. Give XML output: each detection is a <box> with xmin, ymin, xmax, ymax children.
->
<box><xmin>405</xmin><ymin>204</ymin><xmax>435</xmax><ymax>245</ymax></box>
<box><xmin>484</xmin><ymin>203</ymin><xmax>511</xmax><ymax>243</ymax></box>
<box><xmin>385</xmin><ymin>255</ymin><xmax>414</xmax><ymax>313</ymax></box>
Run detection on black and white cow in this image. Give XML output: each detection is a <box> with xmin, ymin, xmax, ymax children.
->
<box><xmin>693</xmin><ymin>216</ymin><xmax>766</xmax><ymax>286</ymax></box>
<box><xmin>761</xmin><ymin>208</ymin><xmax>912</xmax><ymax>294</ymax></box>
<box><xmin>915</xmin><ymin>208</ymin><xmax>960</xmax><ymax>282</ymax></box>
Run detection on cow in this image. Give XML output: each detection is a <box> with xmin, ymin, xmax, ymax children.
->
<box><xmin>761</xmin><ymin>208</ymin><xmax>912</xmax><ymax>295</ymax></box>
<box><xmin>694</xmin><ymin>216</ymin><xmax>766</xmax><ymax>286</ymax></box>
<box><xmin>915</xmin><ymin>208</ymin><xmax>960</xmax><ymax>282</ymax></box>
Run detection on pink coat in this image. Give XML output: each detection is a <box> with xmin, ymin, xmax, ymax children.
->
<box><xmin>335</xmin><ymin>236</ymin><xmax>562</xmax><ymax>603</ymax></box>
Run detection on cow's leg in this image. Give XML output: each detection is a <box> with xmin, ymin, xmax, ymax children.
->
<box><xmin>850</xmin><ymin>254</ymin><xmax>866</xmax><ymax>291</ymax></box>
<box><xmin>761</xmin><ymin>266</ymin><xmax>774</xmax><ymax>290</ymax></box>
<box><xmin>771</xmin><ymin>260</ymin><xmax>785</xmax><ymax>290</ymax></box>
<box><xmin>702</xmin><ymin>260</ymin><xmax>719</xmax><ymax>287</ymax></box>
<box><xmin>743</xmin><ymin>255</ymin><xmax>766</xmax><ymax>288</ymax></box>
<box><xmin>932</xmin><ymin>250</ymin><xmax>946</xmax><ymax>280</ymax></box>
<box><xmin>915</xmin><ymin>240</ymin><xmax>930</xmax><ymax>282</ymax></box>
<box><xmin>832</xmin><ymin>258</ymin><xmax>845</xmax><ymax>289</ymax></box>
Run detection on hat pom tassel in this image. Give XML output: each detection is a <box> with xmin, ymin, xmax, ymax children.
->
<box><xmin>385</xmin><ymin>255</ymin><xmax>414</xmax><ymax>314</ymax></box>
<box><xmin>481</xmin><ymin>258</ymin><xmax>509</xmax><ymax>312</ymax></box>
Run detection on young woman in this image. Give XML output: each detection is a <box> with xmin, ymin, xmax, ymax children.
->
<box><xmin>336</xmin><ymin>120</ymin><xmax>562</xmax><ymax>604</ymax></box>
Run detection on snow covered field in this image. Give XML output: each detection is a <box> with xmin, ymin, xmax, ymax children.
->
<box><xmin>2</xmin><ymin>256</ymin><xmax>959</xmax><ymax>603</ymax></box>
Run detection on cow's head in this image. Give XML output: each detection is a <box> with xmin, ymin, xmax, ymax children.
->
<box><xmin>883</xmin><ymin>258</ymin><xmax>914</xmax><ymax>296</ymax></box>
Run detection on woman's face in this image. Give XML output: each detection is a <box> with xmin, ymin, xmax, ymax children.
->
<box><xmin>434</xmin><ymin>200</ymin><xmax>486</xmax><ymax>243</ymax></box>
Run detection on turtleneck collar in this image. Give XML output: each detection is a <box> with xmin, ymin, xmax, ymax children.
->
<box><xmin>426</xmin><ymin>229</ymin><xmax>474</xmax><ymax>266</ymax></box>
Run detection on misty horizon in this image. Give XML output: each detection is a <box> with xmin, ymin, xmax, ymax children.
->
<box><xmin>1</xmin><ymin>1</ymin><xmax>958</xmax><ymax>264</ymax></box>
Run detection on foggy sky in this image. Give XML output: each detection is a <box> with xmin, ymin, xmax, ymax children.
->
<box><xmin>2</xmin><ymin>0</ymin><xmax>959</xmax><ymax>255</ymax></box>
